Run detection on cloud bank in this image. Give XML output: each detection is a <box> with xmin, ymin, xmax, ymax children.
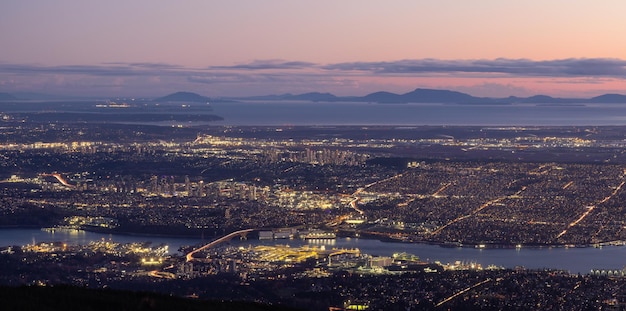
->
<box><xmin>1</xmin><ymin>58</ymin><xmax>626</xmax><ymax>97</ymax></box>
<box><xmin>3</xmin><ymin>58</ymin><xmax>625</xmax><ymax>78</ymax></box>
<box><xmin>322</xmin><ymin>58</ymin><xmax>626</xmax><ymax>77</ymax></box>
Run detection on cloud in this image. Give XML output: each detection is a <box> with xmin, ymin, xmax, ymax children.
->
<box><xmin>104</xmin><ymin>62</ymin><xmax>184</xmax><ymax>70</ymax></box>
<box><xmin>187</xmin><ymin>73</ymin><xmax>260</xmax><ymax>84</ymax></box>
<box><xmin>2</xmin><ymin>58</ymin><xmax>626</xmax><ymax>97</ymax></box>
<box><xmin>0</xmin><ymin>64</ymin><xmax>131</xmax><ymax>76</ymax></box>
<box><xmin>209</xmin><ymin>60</ymin><xmax>317</xmax><ymax>70</ymax></box>
<box><xmin>0</xmin><ymin>63</ymin><xmax>192</xmax><ymax>77</ymax></box>
<box><xmin>4</xmin><ymin>58</ymin><xmax>626</xmax><ymax>80</ymax></box>
<box><xmin>322</xmin><ymin>58</ymin><xmax>626</xmax><ymax>77</ymax></box>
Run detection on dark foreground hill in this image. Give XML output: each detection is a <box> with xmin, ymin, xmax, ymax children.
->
<box><xmin>0</xmin><ymin>285</ymin><xmax>302</xmax><ymax>311</ymax></box>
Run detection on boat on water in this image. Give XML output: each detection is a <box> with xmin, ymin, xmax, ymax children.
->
<box><xmin>299</xmin><ymin>230</ymin><xmax>336</xmax><ymax>239</ymax></box>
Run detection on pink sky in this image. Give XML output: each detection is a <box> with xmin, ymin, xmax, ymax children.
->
<box><xmin>1</xmin><ymin>1</ymin><xmax>626</xmax><ymax>98</ymax></box>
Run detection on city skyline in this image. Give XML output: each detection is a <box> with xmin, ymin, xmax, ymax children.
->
<box><xmin>2</xmin><ymin>1</ymin><xmax>626</xmax><ymax>98</ymax></box>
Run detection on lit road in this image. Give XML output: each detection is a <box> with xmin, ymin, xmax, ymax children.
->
<box><xmin>328</xmin><ymin>173</ymin><xmax>405</xmax><ymax>226</ymax></box>
<box><xmin>431</xmin><ymin>197</ymin><xmax>504</xmax><ymax>236</ymax></box>
<box><xmin>557</xmin><ymin>280</ymin><xmax>582</xmax><ymax>305</ymax></box>
<box><xmin>431</xmin><ymin>185</ymin><xmax>526</xmax><ymax>236</ymax></box>
<box><xmin>557</xmin><ymin>180</ymin><xmax>625</xmax><ymax>239</ymax></box>
<box><xmin>529</xmin><ymin>164</ymin><xmax>552</xmax><ymax>175</ymax></box>
<box><xmin>435</xmin><ymin>278</ymin><xmax>493</xmax><ymax>307</ymax></box>
<box><xmin>562</xmin><ymin>181</ymin><xmax>574</xmax><ymax>190</ymax></box>
<box><xmin>348</xmin><ymin>197</ymin><xmax>364</xmax><ymax>215</ymax></box>
<box><xmin>186</xmin><ymin>229</ymin><xmax>255</xmax><ymax>262</ymax></box>
<box><xmin>432</xmin><ymin>182</ymin><xmax>451</xmax><ymax>197</ymax></box>
<box><xmin>148</xmin><ymin>270</ymin><xmax>176</xmax><ymax>279</ymax></box>
<box><xmin>349</xmin><ymin>173</ymin><xmax>404</xmax><ymax>214</ymax></box>
<box><xmin>40</xmin><ymin>173</ymin><xmax>75</xmax><ymax>188</ymax></box>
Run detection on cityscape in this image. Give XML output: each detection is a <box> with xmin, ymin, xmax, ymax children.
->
<box><xmin>4</xmin><ymin>100</ymin><xmax>626</xmax><ymax>309</ymax></box>
<box><xmin>4</xmin><ymin>1</ymin><xmax>626</xmax><ymax>310</ymax></box>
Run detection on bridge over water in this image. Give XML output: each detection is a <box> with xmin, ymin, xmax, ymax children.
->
<box><xmin>186</xmin><ymin>229</ymin><xmax>255</xmax><ymax>262</ymax></box>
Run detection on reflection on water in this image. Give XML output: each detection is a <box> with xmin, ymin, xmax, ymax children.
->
<box><xmin>306</xmin><ymin>239</ymin><xmax>337</xmax><ymax>246</ymax></box>
<box><xmin>2</xmin><ymin>228</ymin><xmax>626</xmax><ymax>274</ymax></box>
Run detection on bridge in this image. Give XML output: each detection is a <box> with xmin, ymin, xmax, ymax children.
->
<box><xmin>186</xmin><ymin>229</ymin><xmax>255</xmax><ymax>262</ymax></box>
<box><xmin>40</xmin><ymin>173</ymin><xmax>75</xmax><ymax>189</ymax></box>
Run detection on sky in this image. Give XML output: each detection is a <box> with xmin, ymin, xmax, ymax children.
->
<box><xmin>1</xmin><ymin>0</ymin><xmax>626</xmax><ymax>98</ymax></box>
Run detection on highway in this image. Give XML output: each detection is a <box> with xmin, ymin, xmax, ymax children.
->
<box><xmin>349</xmin><ymin>173</ymin><xmax>404</xmax><ymax>214</ymax></box>
<box><xmin>40</xmin><ymin>173</ymin><xmax>75</xmax><ymax>188</ymax></box>
<box><xmin>557</xmin><ymin>180</ymin><xmax>625</xmax><ymax>239</ymax></box>
<box><xmin>562</xmin><ymin>181</ymin><xmax>574</xmax><ymax>190</ymax></box>
<box><xmin>328</xmin><ymin>173</ymin><xmax>405</xmax><ymax>226</ymax></box>
<box><xmin>435</xmin><ymin>278</ymin><xmax>493</xmax><ymax>307</ymax></box>
<box><xmin>431</xmin><ymin>185</ymin><xmax>526</xmax><ymax>236</ymax></box>
<box><xmin>431</xmin><ymin>197</ymin><xmax>504</xmax><ymax>236</ymax></box>
<box><xmin>431</xmin><ymin>182</ymin><xmax>451</xmax><ymax>197</ymax></box>
<box><xmin>186</xmin><ymin>229</ymin><xmax>255</xmax><ymax>262</ymax></box>
<box><xmin>148</xmin><ymin>270</ymin><xmax>176</xmax><ymax>279</ymax></box>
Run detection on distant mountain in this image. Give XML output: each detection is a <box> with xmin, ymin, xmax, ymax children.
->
<box><xmin>399</xmin><ymin>88</ymin><xmax>478</xmax><ymax>103</ymax></box>
<box><xmin>338</xmin><ymin>88</ymin><xmax>483</xmax><ymax>104</ymax></box>
<box><xmin>522</xmin><ymin>95</ymin><xmax>557</xmax><ymax>103</ymax></box>
<box><xmin>0</xmin><ymin>92</ymin><xmax>17</xmax><ymax>101</ymax></box>
<box><xmin>242</xmin><ymin>88</ymin><xmax>502</xmax><ymax>104</ymax></box>
<box><xmin>590</xmin><ymin>94</ymin><xmax>626</xmax><ymax>103</ymax></box>
<box><xmin>235</xmin><ymin>88</ymin><xmax>626</xmax><ymax>104</ymax></box>
<box><xmin>361</xmin><ymin>91</ymin><xmax>403</xmax><ymax>103</ymax></box>
<box><xmin>525</xmin><ymin>95</ymin><xmax>592</xmax><ymax>104</ymax></box>
<box><xmin>155</xmin><ymin>92</ymin><xmax>210</xmax><ymax>102</ymax></box>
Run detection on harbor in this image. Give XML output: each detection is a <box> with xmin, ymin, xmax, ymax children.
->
<box><xmin>3</xmin><ymin>228</ymin><xmax>626</xmax><ymax>274</ymax></box>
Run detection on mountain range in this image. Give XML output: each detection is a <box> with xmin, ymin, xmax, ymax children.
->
<box><xmin>2</xmin><ymin>88</ymin><xmax>626</xmax><ymax>104</ymax></box>
<box><xmin>229</xmin><ymin>88</ymin><xmax>626</xmax><ymax>104</ymax></box>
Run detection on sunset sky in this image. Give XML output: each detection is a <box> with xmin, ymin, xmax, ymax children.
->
<box><xmin>1</xmin><ymin>0</ymin><xmax>626</xmax><ymax>98</ymax></box>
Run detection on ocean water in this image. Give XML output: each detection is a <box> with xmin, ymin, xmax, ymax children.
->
<box><xmin>209</xmin><ymin>102</ymin><xmax>626</xmax><ymax>126</ymax></box>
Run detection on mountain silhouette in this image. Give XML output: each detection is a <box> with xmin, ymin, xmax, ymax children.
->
<box><xmin>155</xmin><ymin>92</ymin><xmax>210</xmax><ymax>102</ymax></box>
<box><xmin>242</xmin><ymin>88</ymin><xmax>626</xmax><ymax>104</ymax></box>
<box><xmin>361</xmin><ymin>91</ymin><xmax>402</xmax><ymax>103</ymax></box>
<box><xmin>159</xmin><ymin>88</ymin><xmax>626</xmax><ymax>104</ymax></box>
<box><xmin>398</xmin><ymin>88</ymin><xmax>478</xmax><ymax>103</ymax></box>
<box><xmin>590</xmin><ymin>94</ymin><xmax>626</xmax><ymax>103</ymax></box>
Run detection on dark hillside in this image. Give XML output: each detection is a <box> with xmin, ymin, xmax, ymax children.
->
<box><xmin>0</xmin><ymin>285</ymin><xmax>303</xmax><ymax>311</ymax></box>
